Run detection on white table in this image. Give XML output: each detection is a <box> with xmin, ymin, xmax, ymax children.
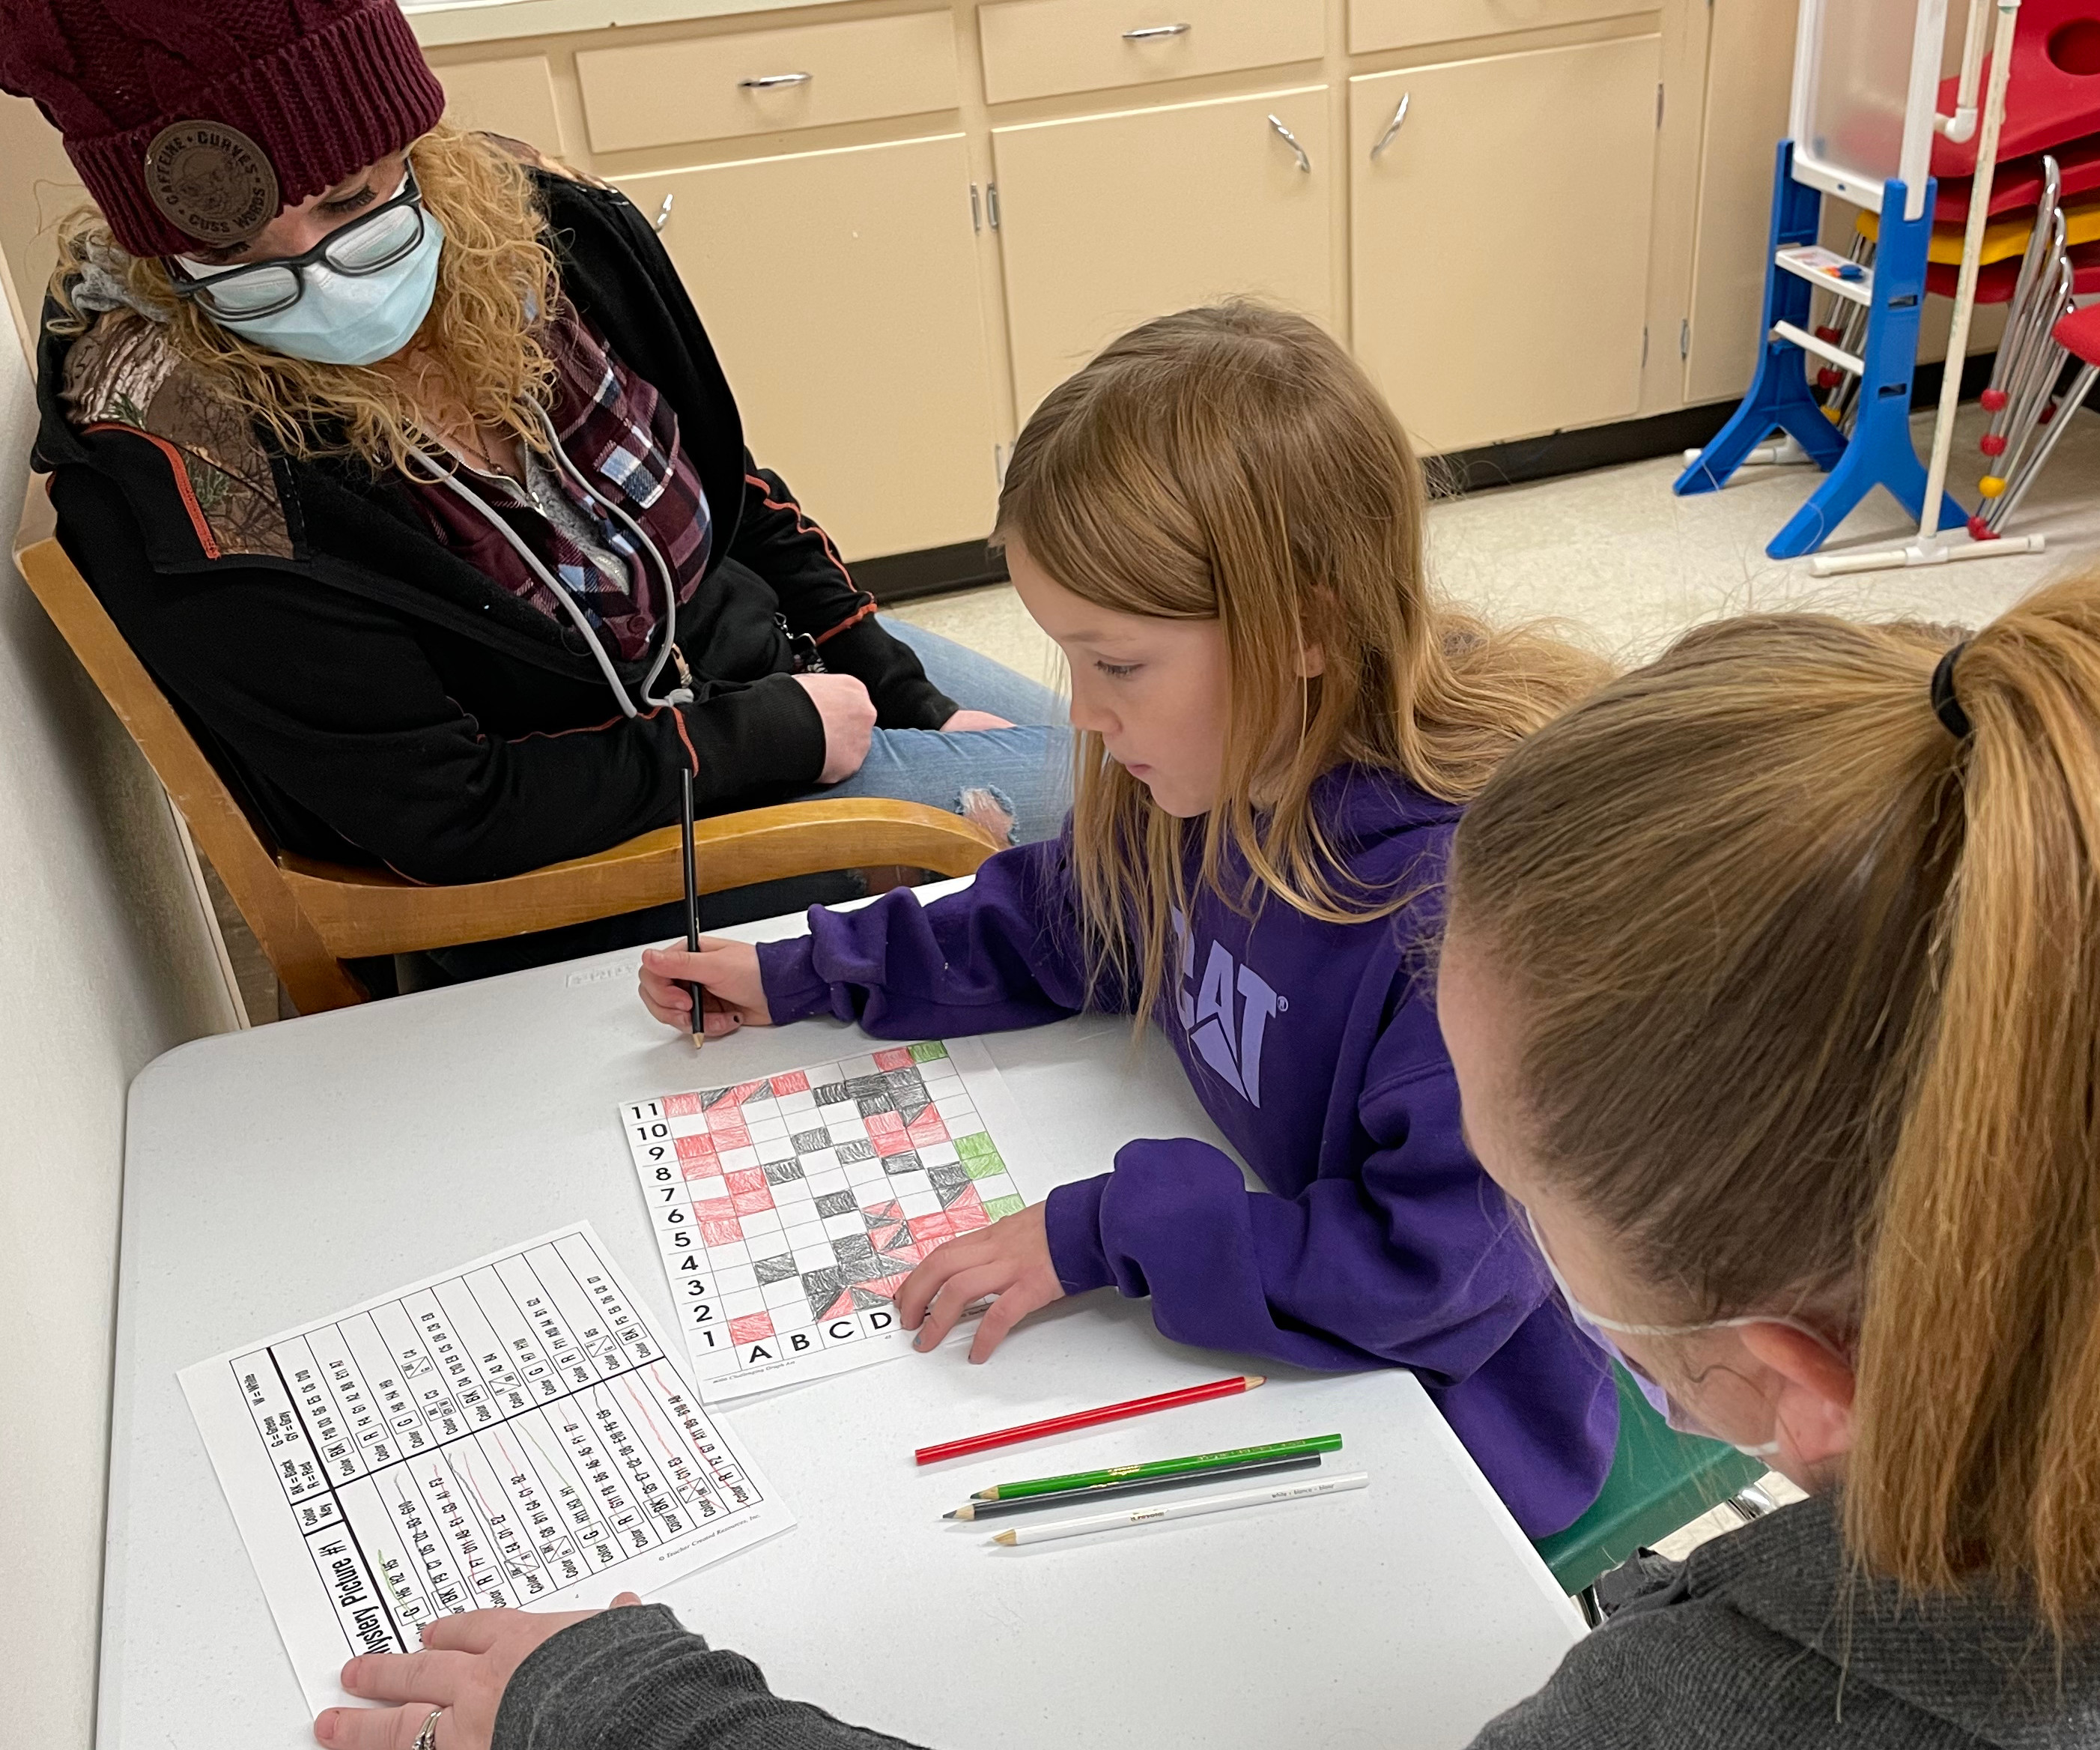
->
<box><xmin>100</xmin><ymin>892</ymin><xmax>1581</xmax><ymax>1749</ymax></box>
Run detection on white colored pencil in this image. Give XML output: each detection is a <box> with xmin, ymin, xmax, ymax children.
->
<box><xmin>989</xmin><ymin>1470</ymin><xmax>1369</xmax><ymax>1546</ymax></box>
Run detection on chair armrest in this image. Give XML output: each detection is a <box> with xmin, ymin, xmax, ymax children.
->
<box><xmin>279</xmin><ymin>797</ymin><xmax>1003</xmax><ymax>957</ymax></box>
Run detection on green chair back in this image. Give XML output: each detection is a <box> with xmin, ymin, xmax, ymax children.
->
<box><xmin>1532</xmin><ymin>1364</ymin><xmax>1765</xmax><ymax>1595</ymax></box>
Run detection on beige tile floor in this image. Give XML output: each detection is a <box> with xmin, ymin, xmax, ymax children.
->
<box><xmin>891</xmin><ymin>403</ymin><xmax>2100</xmax><ymax>679</ymax></box>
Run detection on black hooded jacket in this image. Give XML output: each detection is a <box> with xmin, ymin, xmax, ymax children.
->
<box><xmin>31</xmin><ymin>158</ymin><xmax>956</xmax><ymax>884</ymax></box>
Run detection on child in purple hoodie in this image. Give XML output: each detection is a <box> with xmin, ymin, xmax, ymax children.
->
<box><xmin>640</xmin><ymin>304</ymin><xmax>1616</xmax><ymax>1537</ymax></box>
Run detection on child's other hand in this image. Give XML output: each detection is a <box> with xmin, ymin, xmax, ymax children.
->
<box><xmin>315</xmin><ymin>1593</ymin><xmax>643</xmax><ymax>1750</ymax></box>
<box><xmin>638</xmin><ymin>939</ymin><xmax>772</xmax><ymax>1035</ymax></box>
<box><xmin>899</xmin><ymin>1202</ymin><xmax>1065</xmax><ymax>1363</ymax></box>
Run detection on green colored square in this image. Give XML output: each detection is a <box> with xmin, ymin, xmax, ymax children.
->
<box><xmin>908</xmin><ymin>1041</ymin><xmax>949</xmax><ymax>1064</ymax></box>
<box><xmin>955</xmin><ymin>1131</ymin><xmax>998</xmax><ymax>1161</ymax></box>
<box><xmin>983</xmin><ymin>1194</ymin><xmax>1025</xmax><ymax>1221</ymax></box>
<box><xmin>963</xmin><ymin>1151</ymin><xmax>1008</xmax><ymax>1180</ymax></box>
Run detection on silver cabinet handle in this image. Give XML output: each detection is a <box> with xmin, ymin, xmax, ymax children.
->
<box><xmin>1371</xmin><ymin>92</ymin><xmax>1411</xmax><ymax>160</ymax></box>
<box><xmin>1266</xmin><ymin>113</ymin><xmax>1311</xmax><ymax>174</ymax></box>
<box><xmin>653</xmin><ymin>193</ymin><xmax>674</xmax><ymax>232</ymax></box>
<box><xmin>1122</xmin><ymin>22</ymin><xmax>1190</xmax><ymax>38</ymax></box>
<box><xmin>738</xmin><ymin>72</ymin><xmax>813</xmax><ymax>88</ymax></box>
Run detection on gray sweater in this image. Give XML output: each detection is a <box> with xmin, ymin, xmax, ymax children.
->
<box><xmin>492</xmin><ymin>1496</ymin><xmax>2100</xmax><ymax>1749</ymax></box>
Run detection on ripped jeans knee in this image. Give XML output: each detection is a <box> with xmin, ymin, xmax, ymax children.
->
<box><xmin>955</xmin><ymin>782</ymin><xmax>1019</xmax><ymax>847</ymax></box>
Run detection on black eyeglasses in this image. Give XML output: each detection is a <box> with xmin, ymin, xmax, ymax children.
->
<box><xmin>170</xmin><ymin>164</ymin><xmax>427</xmax><ymax>321</ymax></box>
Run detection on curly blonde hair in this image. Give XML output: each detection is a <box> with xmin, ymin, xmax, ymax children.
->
<box><xmin>49</xmin><ymin>123</ymin><xmax>560</xmax><ymax>473</ymax></box>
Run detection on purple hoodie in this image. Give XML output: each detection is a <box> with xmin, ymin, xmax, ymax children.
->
<box><xmin>757</xmin><ymin>767</ymin><xmax>1615</xmax><ymax>1537</ymax></box>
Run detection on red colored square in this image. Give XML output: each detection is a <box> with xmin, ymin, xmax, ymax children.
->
<box><xmin>906</xmin><ymin>1110</ymin><xmax>950</xmax><ymax>1148</ymax></box>
<box><xmin>865</xmin><ymin>1273</ymin><xmax>910</xmax><ymax>1300</ymax></box>
<box><xmin>706</xmin><ymin>1107</ymin><xmax>752</xmax><ymax>1136</ymax></box>
<box><xmin>949</xmin><ymin>1200</ymin><xmax>990</xmax><ymax>1234</ymax></box>
<box><xmin>680</xmin><ymin>1155</ymin><xmax>720</xmax><ymax>1181</ymax></box>
<box><xmin>673</xmin><ymin>1133</ymin><xmax>717</xmax><ymax>1163</ymax></box>
<box><xmin>879</xmin><ymin>1241</ymin><xmax>923</xmax><ymax>1268</ymax></box>
<box><xmin>700</xmin><ymin>1217</ymin><xmax>744</xmax><ymax>1246</ymax></box>
<box><xmin>693</xmin><ymin>1196</ymin><xmax>737</xmax><ymax>1223</ymax></box>
<box><xmin>731</xmin><ymin>1185</ymin><xmax>774</xmax><ymax>1215</ymax></box>
<box><xmin>864</xmin><ymin>1109</ymin><xmax>905</xmax><ymax>1136</ymax></box>
<box><xmin>820</xmin><ymin>1291</ymin><xmax>855</xmax><ymax>1320</ymax></box>
<box><xmin>709</xmin><ymin>1080</ymin><xmax>766</xmax><ymax>1112</ymax></box>
<box><xmin>729</xmin><ymin>1312</ymin><xmax>774</xmax><ymax>1344</ymax></box>
<box><xmin>662</xmin><ymin>1092</ymin><xmax>702</xmax><ymax>1117</ymax></box>
<box><xmin>909</xmin><ymin>1212</ymin><xmax>956</xmax><ymax>1246</ymax></box>
<box><xmin>864</xmin><ymin>1199</ymin><xmax>902</xmax><ymax>1224</ymax></box>
<box><xmin>723</xmin><ymin>1168</ymin><xmax>767</xmax><ymax>1194</ymax></box>
<box><xmin>769</xmin><ymin>1071</ymin><xmax>810</xmax><ymax>1097</ymax></box>
<box><xmin>873</xmin><ymin>1130</ymin><xmax>916</xmax><ymax>1157</ymax></box>
<box><xmin>873</xmin><ymin>1047</ymin><xmax>914</xmax><ymax>1071</ymax></box>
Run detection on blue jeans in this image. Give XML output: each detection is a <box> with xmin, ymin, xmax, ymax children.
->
<box><xmin>413</xmin><ymin>621</ymin><xmax>1069</xmax><ymax>987</ymax></box>
<box><xmin>806</xmin><ymin>618</ymin><xmax>1071</xmax><ymax>847</ymax></box>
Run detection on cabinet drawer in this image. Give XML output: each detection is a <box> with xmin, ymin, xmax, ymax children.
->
<box><xmin>577</xmin><ymin>11</ymin><xmax>958</xmax><ymax>155</ymax></box>
<box><xmin>1350</xmin><ymin>0</ymin><xmax>1648</xmax><ymax>55</ymax></box>
<box><xmin>979</xmin><ymin>0</ymin><xmax>1322</xmax><ymax>106</ymax></box>
<box><xmin>434</xmin><ymin>55</ymin><xmax>564</xmax><ymax>154</ymax></box>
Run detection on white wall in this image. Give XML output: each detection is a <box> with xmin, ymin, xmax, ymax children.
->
<box><xmin>1</xmin><ymin>270</ymin><xmax>241</xmax><ymax>1746</ymax></box>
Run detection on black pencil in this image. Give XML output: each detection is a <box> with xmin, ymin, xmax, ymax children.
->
<box><xmin>942</xmin><ymin>1453</ymin><xmax>1323</xmax><ymax>1522</ymax></box>
<box><xmin>679</xmin><ymin>768</ymin><xmax>703</xmax><ymax>1050</ymax></box>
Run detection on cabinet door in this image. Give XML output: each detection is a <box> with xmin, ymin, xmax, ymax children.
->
<box><xmin>993</xmin><ymin>87</ymin><xmax>1332</xmax><ymax>418</ymax></box>
<box><xmin>433</xmin><ymin>55</ymin><xmax>565</xmax><ymax>155</ymax></box>
<box><xmin>1350</xmin><ymin>37</ymin><xmax>1660</xmax><ymax>454</ymax></box>
<box><xmin>619</xmin><ymin>136</ymin><xmax>1001</xmax><ymax>563</ymax></box>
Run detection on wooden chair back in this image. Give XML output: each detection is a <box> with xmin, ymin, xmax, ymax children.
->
<box><xmin>13</xmin><ymin>491</ymin><xmax>1000</xmax><ymax>1014</ymax></box>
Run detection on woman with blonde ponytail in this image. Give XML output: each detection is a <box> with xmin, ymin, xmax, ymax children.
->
<box><xmin>6</xmin><ymin>0</ymin><xmax>1065</xmax><ymax>987</ymax></box>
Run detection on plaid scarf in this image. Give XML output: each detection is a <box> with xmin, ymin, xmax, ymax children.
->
<box><xmin>409</xmin><ymin>303</ymin><xmax>712</xmax><ymax>661</ymax></box>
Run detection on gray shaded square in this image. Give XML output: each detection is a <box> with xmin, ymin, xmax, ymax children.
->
<box><xmin>810</xmin><ymin>1083</ymin><xmax>848</xmax><ymax>1106</ymax></box>
<box><xmin>856</xmin><ymin>1092</ymin><xmax>894</xmax><ymax>1118</ymax></box>
<box><xmin>762</xmin><ymin>1159</ymin><xmax>805</xmax><ymax>1187</ymax></box>
<box><xmin>846</xmin><ymin>1074</ymin><xmax>889</xmax><ymax>1100</ymax></box>
<box><xmin>836</xmin><ymin>1138</ymin><xmax>876</xmax><ymax>1164</ymax></box>
<box><xmin>802</xmin><ymin>1265</ymin><xmax>846</xmax><ymax>1321</ymax></box>
<box><xmin>884</xmin><ymin>1067</ymin><xmax>926</xmax><ymax>1098</ymax></box>
<box><xmin>927</xmin><ymin>1163</ymin><xmax>971</xmax><ymax>1197</ymax></box>
<box><xmin>815</xmin><ymin>1190</ymin><xmax>858</xmax><ymax>1219</ymax></box>
<box><xmin>754</xmin><ymin>1253</ymin><xmax>798</xmax><ymax>1287</ymax></box>
<box><xmin>883</xmin><ymin>1149</ymin><xmax>923</xmax><ymax>1176</ymax></box>
<box><xmin>791</xmin><ymin>1127</ymin><xmax>831</xmax><ymax>1153</ymax></box>
<box><xmin>840</xmin><ymin>1253</ymin><xmax>886</xmax><ymax>1284</ymax></box>
<box><xmin>832</xmin><ymin>1232</ymin><xmax>875</xmax><ymax>1262</ymax></box>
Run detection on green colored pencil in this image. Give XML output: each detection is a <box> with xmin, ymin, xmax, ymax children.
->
<box><xmin>971</xmin><ymin>1433</ymin><xmax>1344</xmax><ymax>1501</ymax></box>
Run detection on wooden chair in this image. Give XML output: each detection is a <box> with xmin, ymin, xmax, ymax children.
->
<box><xmin>13</xmin><ymin>489</ymin><xmax>1001</xmax><ymax>1015</ymax></box>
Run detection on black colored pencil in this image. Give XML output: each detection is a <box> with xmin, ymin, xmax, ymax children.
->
<box><xmin>943</xmin><ymin>1453</ymin><xmax>1323</xmax><ymax>1522</ymax></box>
<box><xmin>679</xmin><ymin>768</ymin><xmax>703</xmax><ymax>1048</ymax></box>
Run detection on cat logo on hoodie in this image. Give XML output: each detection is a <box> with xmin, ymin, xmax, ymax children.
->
<box><xmin>1171</xmin><ymin>909</ymin><xmax>1281</xmax><ymax>1109</ymax></box>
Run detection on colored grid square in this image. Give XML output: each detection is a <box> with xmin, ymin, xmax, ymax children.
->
<box><xmin>949</xmin><ymin>1199</ymin><xmax>991</xmax><ymax>1234</ymax></box>
<box><xmin>872</xmin><ymin>1130</ymin><xmax>917</xmax><ymax>1158</ymax></box>
<box><xmin>864</xmin><ymin>1109</ymin><xmax>904</xmax><ymax>1136</ymax></box>
<box><xmin>754</xmin><ymin>1253</ymin><xmax>798</xmax><ymax>1286</ymax></box>
<box><xmin>845</xmin><ymin>1074</ymin><xmax>889</xmax><ymax>1100</ymax></box>
<box><xmin>723</xmin><ymin>1167</ymin><xmax>767</xmax><ymax>1195</ymax></box>
<box><xmin>908</xmin><ymin>1041</ymin><xmax>948</xmax><ymax>1064</ymax></box>
<box><xmin>909</xmin><ymin>1211</ymin><xmax>956</xmax><ymax>1247</ymax></box>
<box><xmin>762</xmin><ymin>1160</ymin><xmax>805</xmax><ymax>1187</ymax></box>
<box><xmin>907</xmin><ymin>1109</ymin><xmax>950</xmax><ymax>1148</ymax></box>
<box><xmin>692</xmin><ymin>1196</ymin><xmax>738</xmax><ymax>1224</ymax></box>
<box><xmin>711</xmin><ymin>1080</ymin><xmax>767</xmax><ymax>1110</ymax></box>
<box><xmin>769</xmin><ymin>1071</ymin><xmax>811</xmax><ymax>1097</ymax></box>
<box><xmin>815</xmin><ymin>1189</ymin><xmax>858</xmax><ymax>1219</ymax></box>
<box><xmin>836</xmin><ymin>1137</ymin><xmax>876</xmax><ymax>1164</ymax></box>
<box><xmin>811</xmin><ymin>1083</ymin><xmax>849</xmax><ymax>1106</ymax></box>
<box><xmin>955</xmin><ymin>1132</ymin><xmax>999</xmax><ymax>1162</ymax></box>
<box><xmin>700</xmin><ymin>1217</ymin><xmax>744</xmax><ymax>1246</ymax></box>
<box><xmin>663</xmin><ymin>1092</ymin><xmax>702</xmax><ymax>1117</ymax></box>
<box><xmin>873</xmin><ymin>1047</ymin><xmax>914</xmax><ymax>1071</ymax></box>
<box><xmin>679</xmin><ymin>1153</ymin><xmax>720</xmax><ymax>1181</ymax></box>
<box><xmin>962</xmin><ymin>1150</ymin><xmax>1008</xmax><ymax>1180</ymax></box>
<box><xmin>730</xmin><ymin>1185</ymin><xmax>775</xmax><ymax>1215</ymax></box>
<box><xmin>729</xmin><ymin>1311</ymin><xmax>774</xmax><ymax>1344</ymax></box>
<box><xmin>983</xmin><ymin>1194</ymin><xmax>1025</xmax><ymax>1220</ymax></box>
<box><xmin>791</xmin><ymin>1127</ymin><xmax>831</xmax><ymax>1153</ymax></box>
<box><xmin>673</xmin><ymin>1133</ymin><xmax>717</xmax><ymax>1163</ymax></box>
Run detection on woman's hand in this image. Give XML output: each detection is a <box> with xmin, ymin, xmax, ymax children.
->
<box><xmin>639</xmin><ymin>939</ymin><xmax>771</xmax><ymax>1035</ymax></box>
<box><xmin>793</xmin><ymin>673</ymin><xmax>877</xmax><ymax>783</ymax></box>
<box><xmin>940</xmin><ymin>709</ymin><xmax>1016</xmax><ymax>732</ymax></box>
<box><xmin>897</xmin><ymin>1202</ymin><xmax>1065</xmax><ymax>1363</ymax></box>
<box><xmin>314</xmin><ymin>1594</ymin><xmax>643</xmax><ymax>1750</ymax></box>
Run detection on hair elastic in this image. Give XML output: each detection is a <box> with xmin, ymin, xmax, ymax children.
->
<box><xmin>1931</xmin><ymin>642</ymin><xmax>1973</xmax><ymax>740</ymax></box>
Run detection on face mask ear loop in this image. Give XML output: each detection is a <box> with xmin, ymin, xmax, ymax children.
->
<box><xmin>402</xmin><ymin>447</ymin><xmax>640</xmax><ymax>719</ymax></box>
<box><xmin>530</xmin><ymin>406</ymin><xmax>694</xmax><ymax>709</ymax></box>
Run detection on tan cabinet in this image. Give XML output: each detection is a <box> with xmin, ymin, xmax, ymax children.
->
<box><xmin>577</xmin><ymin>10</ymin><xmax>958</xmax><ymax>154</ymax></box>
<box><xmin>992</xmin><ymin>86</ymin><xmax>1333</xmax><ymax>418</ymax></box>
<box><xmin>1350</xmin><ymin>0</ymin><xmax>1645</xmax><ymax>55</ymax></box>
<box><xmin>617</xmin><ymin>134</ymin><xmax>1001</xmax><ymax>562</ymax></box>
<box><xmin>977</xmin><ymin>0</ymin><xmax>1323</xmax><ymax>106</ymax></box>
<box><xmin>434</xmin><ymin>55</ymin><xmax>566</xmax><ymax>155</ymax></box>
<box><xmin>1350</xmin><ymin>35</ymin><xmax>1661</xmax><ymax>453</ymax></box>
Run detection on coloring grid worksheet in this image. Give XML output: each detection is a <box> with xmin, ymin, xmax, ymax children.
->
<box><xmin>622</xmin><ymin>1036</ymin><xmax>1033</xmax><ymax>1398</ymax></box>
<box><xmin>180</xmin><ymin>1225</ymin><xmax>793</xmax><ymax>1710</ymax></box>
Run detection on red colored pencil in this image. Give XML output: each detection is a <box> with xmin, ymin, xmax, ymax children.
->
<box><xmin>914</xmin><ymin>1374</ymin><xmax>1266</xmax><ymax>1466</ymax></box>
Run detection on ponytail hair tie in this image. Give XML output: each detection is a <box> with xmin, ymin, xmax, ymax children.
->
<box><xmin>1931</xmin><ymin>642</ymin><xmax>1973</xmax><ymax>740</ymax></box>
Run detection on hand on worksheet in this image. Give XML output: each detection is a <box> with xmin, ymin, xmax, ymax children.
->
<box><xmin>315</xmin><ymin>1594</ymin><xmax>642</xmax><ymax>1750</ymax></box>
<box><xmin>639</xmin><ymin>939</ymin><xmax>771</xmax><ymax>1035</ymax></box>
<box><xmin>901</xmin><ymin>1200</ymin><xmax>1065</xmax><ymax>1363</ymax></box>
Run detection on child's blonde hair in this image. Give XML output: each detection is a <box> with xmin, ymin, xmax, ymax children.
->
<box><xmin>49</xmin><ymin>122</ymin><xmax>559</xmax><ymax>473</ymax></box>
<box><xmin>1448</xmin><ymin>579</ymin><xmax>2100</xmax><ymax>1631</ymax></box>
<box><xmin>996</xmin><ymin>302</ymin><xmax>1606</xmax><ymax>1027</ymax></box>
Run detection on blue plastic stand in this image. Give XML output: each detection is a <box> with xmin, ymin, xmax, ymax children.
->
<box><xmin>1674</xmin><ymin>140</ymin><xmax>1965</xmax><ymax>559</ymax></box>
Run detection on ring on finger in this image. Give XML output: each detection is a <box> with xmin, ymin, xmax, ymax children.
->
<box><xmin>413</xmin><ymin>1707</ymin><xmax>445</xmax><ymax>1750</ymax></box>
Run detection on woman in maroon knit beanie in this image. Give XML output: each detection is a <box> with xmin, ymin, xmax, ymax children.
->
<box><xmin>0</xmin><ymin>0</ymin><xmax>1066</xmax><ymax>990</ymax></box>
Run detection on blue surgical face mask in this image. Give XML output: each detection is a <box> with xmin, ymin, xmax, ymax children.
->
<box><xmin>177</xmin><ymin>207</ymin><xmax>444</xmax><ymax>367</ymax></box>
<box><xmin>1522</xmin><ymin>1206</ymin><xmax>1842</xmax><ymax>1460</ymax></box>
